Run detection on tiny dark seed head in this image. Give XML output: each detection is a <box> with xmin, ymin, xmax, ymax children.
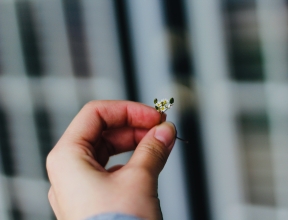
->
<box><xmin>170</xmin><ymin>97</ymin><xmax>174</xmax><ymax>104</ymax></box>
<box><xmin>154</xmin><ymin>98</ymin><xmax>158</xmax><ymax>104</ymax></box>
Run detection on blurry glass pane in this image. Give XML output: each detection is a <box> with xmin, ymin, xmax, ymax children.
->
<box><xmin>62</xmin><ymin>0</ymin><xmax>91</xmax><ymax>77</ymax></box>
<box><xmin>15</xmin><ymin>1</ymin><xmax>43</xmax><ymax>77</ymax></box>
<box><xmin>238</xmin><ymin>114</ymin><xmax>276</xmax><ymax>206</ymax></box>
<box><xmin>224</xmin><ymin>0</ymin><xmax>264</xmax><ymax>81</ymax></box>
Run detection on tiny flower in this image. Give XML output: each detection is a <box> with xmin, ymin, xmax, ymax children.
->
<box><xmin>160</xmin><ymin>99</ymin><xmax>168</xmax><ymax>106</ymax></box>
<box><xmin>154</xmin><ymin>97</ymin><xmax>174</xmax><ymax>113</ymax></box>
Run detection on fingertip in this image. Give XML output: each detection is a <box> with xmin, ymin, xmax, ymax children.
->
<box><xmin>154</xmin><ymin>122</ymin><xmax>176</xmax><ymax>151</ymax></box>
<box><xmin>127</xmin><ymin>122</ymin><xmax>176</xmax><ymax>176</ymax></box>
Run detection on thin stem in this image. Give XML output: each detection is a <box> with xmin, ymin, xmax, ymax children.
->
<box><xmin>159</xmin><ymin>112</ymin><xmax>189</xmax><ymax>144</ymax></box>
<box><xmin>176</xmin><ymin>136</ymin><xmax>189</xmax><ymax>144</ymax></box>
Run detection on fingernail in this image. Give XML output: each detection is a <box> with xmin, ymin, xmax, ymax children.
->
<box><xmin>154</xmin><ymin>122</ymin><xmax>176</xmax><ymax>149</ymax></box>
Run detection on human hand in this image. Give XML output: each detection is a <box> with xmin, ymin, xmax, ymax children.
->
<box><xmin>46</xmin><ymin>100</ymin><xmax>176</xmax><ymax>220</ymax></box>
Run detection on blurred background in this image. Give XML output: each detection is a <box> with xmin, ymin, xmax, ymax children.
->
<box><xmin>0</xmin><ymin>0</ymin><xmax>288</xmax><ymax>219</ymax></box>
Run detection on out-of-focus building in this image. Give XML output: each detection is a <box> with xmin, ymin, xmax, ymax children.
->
<box><xmin>0</xmin><ymin>0</ymin><xmax>287</xmax><ymax>220</ymax></box>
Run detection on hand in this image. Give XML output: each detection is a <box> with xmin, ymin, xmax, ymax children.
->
<box><xmin>46</xmin><ymin>100</ymin><xmax>176</xmax><ymax>220</ymax></box>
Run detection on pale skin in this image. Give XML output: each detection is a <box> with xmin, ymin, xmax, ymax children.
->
<box><xmin>46</xmin><ymin>100</ymin><xmax>176</xmax><ymax>220</ymax></box>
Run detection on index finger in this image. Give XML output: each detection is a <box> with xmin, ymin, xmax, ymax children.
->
<box><xmin>60</xmin><ymin>100</ymin><xmax>161</xmax><ymax>147</ymax></box>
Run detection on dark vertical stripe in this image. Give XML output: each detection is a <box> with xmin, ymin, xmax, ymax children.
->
<box><xmin>11</xmin><ymin>208</ymin><xmax>23</xmax><ymax>220</ymax></box>
<box><xmin>33</xmin><ymin>108</ymin><xmax>56</xmax><ymax>218</ymax></box>
<box><xmin>0</xmin><ymin>108</ymin><xmax>15</xmax><ymax>176</ymax></box>
<box><xmin>15</xmin><ymin>1</ymin><xmax>42</xmax><ymax>77</ymax></box>
<box><xmin>33</xmin><ymin>109</ymin><xmax>53</xmax><ymax>180</ymax></box>
<box><xmin>161</xmin><ymin>0</ymin><xmax>192</xmax><ymax>81</ymax></box>
<box><xmin>180</xmin><ymin>110</ymin><xmax>211</xmax><ymax>220</ymax></box>
<box><xmin>113</xmin><ymin>0</ymin><xmax>138</xmax><ymax>101</ymax></box>
<box><xmin>61</xmin><ymin>0</ymin><xmax>90</xmax><ymax>77</ymax></box>
<box><xmin>161</xmin><ymin>1</ymin><xmax>211</xmax><ymax>220</ymax></box>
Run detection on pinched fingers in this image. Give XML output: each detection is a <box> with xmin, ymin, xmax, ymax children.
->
<box><xmin>57</xmin><ymin>100</ymin><xmax>162</xmax><ymax>150</ymax></box>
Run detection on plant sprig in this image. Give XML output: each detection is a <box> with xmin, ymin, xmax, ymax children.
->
<box><xmin>154</xmin><ymin>98</ymin><xmax>188</xmax><ymax>144</ymax></box>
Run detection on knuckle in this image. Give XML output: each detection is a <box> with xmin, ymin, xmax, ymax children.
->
<box><xmin>83</xmin><ymin>100</ymin><xmax>98</xmax><ymax>110</ymax></box>
<box><xmin>46</xmin><ymin>152</ymin><xmax>53</xmax><ymax>171</ymax></box>
<box><xmin>46</xmin><ymin>150</ymin><xmax>57</xmax><ymax>175</ymax></box>
<box><xmin>48</xmin><ymin>187</ymin><xmax>53</xmax><ymax>201</ymax></box>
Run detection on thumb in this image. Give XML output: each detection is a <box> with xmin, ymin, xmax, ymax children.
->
<box><xmin>127</xmin><ymin>122</ymin><xmax>176</xmax><ymax>176</ymax></box>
